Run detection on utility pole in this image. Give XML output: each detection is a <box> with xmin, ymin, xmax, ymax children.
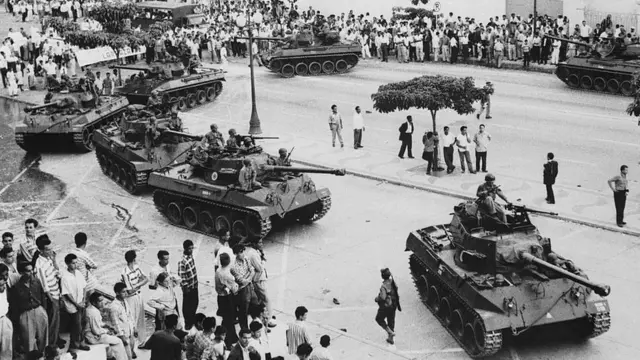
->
<box><xmin>533</xmin><ymin>0</ymin><xmax>538</xmax><ymax>35</ymax></box>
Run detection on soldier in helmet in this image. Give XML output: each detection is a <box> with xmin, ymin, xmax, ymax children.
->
<box><xmin>238</xmin><ymin>159</ymin><xmax>260</xmax><ymax>190</ymax></box>
<box><xmin>168</xmin><ymin>110</ymin><xmax>182</xmax><ymax>131</ymax></box>
<box><xmin>203</xmin><ymin>124</ymin><xmax>224</xmax><ymax>150</ymax></box>
<box><xmin>147</xmin><ymin>90</ymin><xmax>162</xmax><ymax>106</ymax></box>
<box><xmin>275</xmin><ymin>148</ymin><xmax>291</xmax><ymax>166</ymax></box>
<box><xmin>226</xmin><ymin>128</ymin><xmax>240</xmax><ymax>149</ymax></box>
<box><xmin>476</xmin><ymin>173</ymin><xmax>511</xmax><ymax>224</ymax></box>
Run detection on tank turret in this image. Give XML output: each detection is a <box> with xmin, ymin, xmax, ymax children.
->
<box><xmin>405</xmin><ymin>200</ymin><xmax>612</xmax><ymax>357</ymax></box>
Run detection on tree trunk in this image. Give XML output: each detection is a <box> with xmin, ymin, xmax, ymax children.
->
<box><xmin>430</xmin><ymin>110</ymin><xmax>440</xmax><ymax>169</ymax></box>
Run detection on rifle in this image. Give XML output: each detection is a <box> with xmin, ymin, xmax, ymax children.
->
<box><xmin>285</xmin><ymin>146</ymin><xmax>295</xmax><ymax>163</ymax></box>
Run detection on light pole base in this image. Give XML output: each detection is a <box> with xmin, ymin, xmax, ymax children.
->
<box><xmin>249</xmin><ymin>105</ymin><xmax>262</xmax><ymax>135</ymax></box>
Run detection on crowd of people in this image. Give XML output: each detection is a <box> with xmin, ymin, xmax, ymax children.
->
<box><xmin>0</xmin><ymin>219</ymin><xmax>340</xmax><ymax>360</ymax></box>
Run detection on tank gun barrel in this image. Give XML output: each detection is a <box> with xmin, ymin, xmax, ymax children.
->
<box><xmin>262</xmin><ymin>165</ymin><xmax>346</xmax><ymax>176</ymax></box>
<box><xmin>544</xmin><ymin>35</ymin><xmax>590</xmax><ymax>47</ymax></box>
<box><xmin>109</xmin><ymin>65</ymin><xmax>152</xmax><ymax>72</ymax></box>
<box><xmin>235</xmin><ymin>36</ymin><xmax>284</xmax><ymax>41</ymax></box>
<box><xmin>25</xmin><ymin>101</ymin><xmax>61</xmax><ymax>112</ymax></box>
<box><xmin>508</xmin><ymin>204</ymin><xmax>558</xmax><ymax>216</ymax></box>
<box><xmin>238</xmin><ymin>135</ymin><xmax>279</xmax><ymax>140</ymax></box>
<box><xmin>160</xmin><ymin>129</ymin><xmax>202</xmax><ymax>141</ymax></box>
<box><xmin>520</xmin><ymin>252</ymin><xmax>611</xmax><ymax>297</ymax></box>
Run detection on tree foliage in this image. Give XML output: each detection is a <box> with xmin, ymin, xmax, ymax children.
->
<box><xmin>43</xmin><ymin>16</ymin><xmax>80</xmax><ymax>35</ymax></box>
<box><xmin>392</xmin><ymin>6</ymin><xmax>433</xmax><ymax>22</ymax></box>
<box><xmin>371</xmin><ymin>75</ymin><xmax>486</xmax><ymax>131</ymax></box>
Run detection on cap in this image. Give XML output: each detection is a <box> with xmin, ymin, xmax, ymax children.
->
<box><xmin>380</xmin><ymin>268</ymin><xmax>391</xmax><ymax>278</ymax></box>
<box><xmin>279</xmin><ymin>148</ymin><xmax>287</xmax><ymax>153</ymax></box>
<box><xmin>485</xmin><ymin>173</ymin><xmax>496</xmax><ymax>181</ymax></box>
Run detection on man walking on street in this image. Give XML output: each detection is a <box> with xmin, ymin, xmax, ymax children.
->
<box><xmin>398</xmin><ymin>116</ymin><xmax>415</xmax><ymax>159</ymax></box>
<box><xmin>353</xmin><ymin>106</ymin><xmax>365</xmax><ymax>149</ymax></box>
<box><xmin>476</xmin><ymin>82</ymin><xmax>493</xmax><ymax>120</ymax></box>
<box><xmin>442</xmin><ymin>126</ymin><xmax>456</xmax><ymax>174</ymax></box>
<box><xmin>543</xmin><ymin>153</ymin><xmax>558</xmax><ymax>204</ymax></box>
<box><xmin>474</xmin><ymin>124</ymin><xmax>491</xmax><ymax>173</ymax></box>
<box><xmin>608</xmin><ymin>165</ymin><xmax>629</xmax><ymax>227</ymax></box>
<box><xmin>456</xmin><ymin>126</ymin><xmax>476</xmax><ymax>174</ymax></box>
<box><xmin>328</xmin><ymin>105</ymin><xmax>344</xmax><ymax>148</ymax></box>
<box><xmin>375</xmin><ymin>268</ymin><xmax>401</xmax><ymax>345</ymax></box>
<box><xmin>178</xmin><ymin>240</ymin><xmax>199</xmax><ymax>330</ymax></box>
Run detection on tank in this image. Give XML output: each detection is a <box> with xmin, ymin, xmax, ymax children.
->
<box><xmin>407</xmin><ymin>201</ymin><xmax>611</xmax><ymax>358</ymax></box>
<box><xmin>112</xmin><ymin>60</ymin><xmax>225</xmax><ymax>111</ymax></box>
<box><xmin>248</xmin><ymin>31</ymin><xmax>361</xmax><ymax>78</ymax></box>
<box><xmin>548</xmin><ymin>35</ymin><xmax>640</xmax><ymax>95</ymax></box>
<box><xmin>148</xmin><ymin>141</ymin><xmax>346</xmax><ymax>242</ymax></box>
<box><xmin>14</xmin><ymin>90</ymin><xmax>129</xmax><ymax>153</ymax></box>
<box><xmin>93</xmin><ymin>105</ymin><xmax>202</xmax><ymax>194</ymax></box>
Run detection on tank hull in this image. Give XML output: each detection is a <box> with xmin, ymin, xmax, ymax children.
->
<box><xmin>115</xmin><ymin>70</ymin><xmax>225</xmax><ymax>112</ymax></box>
<box><xmin>93</xmin><ymin>127</ymin><xmax>199</xmax><ymax>194</ymax></box>
<box><xmin>554</xmin><ymin>56</ymin><xmax>640</xmax><ymax>96</ymax></box>
<box><xmin>407</xmin><ymin>225</ymin><xmax>611</xmax><ymax>358</ymax></box>
<box><xmin>14</xmin><ymin>96</ymin><xmax>129</xmax><ymax>153</ymax></box>
<box><xmin>147</xmin><ymin>163</ymin><xmax>332</xmax><ymax>242</ymax></box>
<box><xmin>260</xmin><ymin>44</ymin><xmax>362</xmax><ymax>78</ymax></box>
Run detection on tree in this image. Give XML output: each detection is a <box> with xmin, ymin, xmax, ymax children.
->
<box><xmin>86</xmin><ymin>3</ymin><xmax>139</xmax><ymax>34</ymax></box>
<box><xmin>626</xmin><ymin>73</ymin><xmax>640</xmax><ymax>121</ymax></box>
<box><xmin>371</xmin><ymin>75</ymin><xmax>487</xmax><ymax>168</ymax></box>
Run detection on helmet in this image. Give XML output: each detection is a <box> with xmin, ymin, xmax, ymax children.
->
<box><xmin>278</xmin><ymin>148</ymin><xmax>287</xmax><ymax>155</ymax></box>
<box><xmin>485</xmin><ymin>173</ymin><xmax>495</xmax><ymax>181</ymax></box>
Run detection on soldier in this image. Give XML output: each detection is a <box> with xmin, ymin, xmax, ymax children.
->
<box><xmin>168</xmin><ymin>111</ymin><xmax>182</xmax><ymax>131</ymax></box>
<box><xmin>145</xmin><ymin>117</ymin><xmax>160</xmax><ymax>149</ymax></box>
<box><xmin>238</xmin><ymin>159</ymin><xmax>260</xmax><ymax>190</ymax></box>
<box><xmin>375</xmin><ymin>268</ymin><xmax>401</xmax><ymax>345</ymax></box>
<box><xmin>226</xmin><ymin>129</ymin><xmax>240</xmax><ymax>149</ymax></box>
<box><xmin>275</xmin><ymin>148</ymin><xmax>291</xmax><ymax>166</ymax></box>
<box><xmin>204</xmin><ymin>124</ymin><xmax>224</xmax><ymax>153</ymax></box>
<box><xmin>476</xmin><ymin>173</ymin><xmax>511</xmax><ymax>224</ymax></box>
<box><xmin>147</xmin><ymin>90</ymin><xmax>162</xmax><ymax>107</ymax></box>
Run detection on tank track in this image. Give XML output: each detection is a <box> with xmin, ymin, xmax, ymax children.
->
<box><xmin>95</xmin><ymin>148</ymin><xmax>149</xmax><ymax>195</ymax></box>
<box><xmin>152</xmin><ymin>188</ymin><xmax>272</xmax><ymax>243</ymax></box>
<box><xmin>303</xmin><ymin>196</ymin><xmax>332</xmax><ymax>222</ymax></box>
<box><xmin>162</xmin><ymin>80</ymin><xmax>224</xmax><ymax>112</ymax></box>
<box><xmin>267</xmin><ymin>54</ymin><xmax>360</xmax><ymax>78</ymax></box>
<box><xmin>73</xmin><ymin>109</ymin><xmax>127</xmax><ymax>152</ymax></box>
<box><xmin>555</xmin><ymin>65</ymin><xmax>635</xmax><ymax>97</ymax></box>
<box><xmin>409</xmin><ymin>255</ymin><xmax>503</xmax><ymax>358</ymax></box>
<box><xmin>584</xmin><ymin>311</ymin><xmax>611</xmax><ymax>338</ymax></box>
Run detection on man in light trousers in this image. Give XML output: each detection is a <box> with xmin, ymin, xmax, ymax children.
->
<box><xmin>328</xmin><ymin>104</ymin><xmax>344</xmax><ymax>148</ymax></box>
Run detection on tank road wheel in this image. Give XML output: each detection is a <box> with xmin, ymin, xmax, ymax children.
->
<box><xmin>580</xmin><ymin>75</ymin><xmax>593</xmax><ymax>90</ymax></box>
<box><xmin>439</xmin><ymin>297</ymin><xmax>453</xmax><ymax>327</ymax></box>
<box><xmin>118</xmin><ymin>167</ymin><xmax>128</xmax><ymax>186</ymax></box>
<box><xmin>295</xmin><ymin>63</ymin><xmax>309</xmax><ymax>76</ymax></box>
<box><xmin>214</xmin><ymin>82</ymin><xmax>223</xmax><ymax>96</ymax></box>
<box><xmin>308</xmin><ymin>62</ymin><xmax>321</xmax><ymax>75</ymax></box>
<box><xmin>417</xmin><ymin>274</ymin><xmax>430</xmax><ymax>304</ymax></box>
<box><xmin>98</xmin><ymin>154</ymin><xmax>109</xmax><ymax>174</ymax></box>
<box><xmin>199</xmin><ymin>211</ymin><xmax>216</xmax><ymax>234</ymax></box>
<box><xmin>322</xmin><ymin>61</ymin><xmax>335</xmax><ymax>74</ymax></box>
<box><xmin>126</xmin><ymin>171</ymin><xmax>138</xmax><ymax>194</ymax></box>
<box><xmin>166</xmin><ymin>202</ymin><xmax>183</xmax><ymax>225</ymax></box>
<box><xmin>269</xmin><ymin>59</ymin><xmax>283</xmax><ymax>72</ymax></box>
<box><xmin>80</xmin><ymin>128</ymin><xmax>95</xmax><ymax>152</ymax></box>
<box><xmin>196</xmin><ymin>90</ymin><xmax>207</xmax><ymax>104</ymax></box>
<box><xmin>182</xmin><ymin>206</ymin><xmax>199</xmax><ymax>229</ymax></box>
<box><xmin>593</xmin><ymin>77</ymin><xmax>606</xmax><ymax>92</ymax></box>
<box><xmin>108</xmin><ymin>161</ymin><xmax>118</xmax><ymax>180</ymax></box>
<box><xmin>187</xmin><ymin>93</ymin><xmax>197</xmax><ymax>108</ymax></box>
<box><xmin>567</xmin><ymin>74</ymin><xmax>580</xmax><ymax>88</ymax></box>
<box><xmin>556</xmin><ymin>66</ymin><xmax>570</xmax><ymax>79</ymax></box>
<box><xmin>205</xmin><ymin>87</ymin><xmax>216</xmax><ymax>101</ymax></box>
<box><xmin>427</xmin><ymin>286</ymin><xmax>440</xmax><ymax>312</ymax></box>
<box><xmin>280</xmin><ymin>64</ymin><xmax>295</xmax><ymax>78</ymax></box>
<box><xmin>472</xmin><ymin>319</ymin><xmax>488</xmax><ymax>353</ymax></box>
<box><xmin>621</xmin><ymin>80</ymin><xmax>634</xmax><ymax>96</ymax></box>
<box><xmin>345</xmin><ymin>55</ymin><xmax>359</xmax><ymax>67</ymax></box>
<box><xmin>451</xmin><ymin>309</ymin><xmax>465</xmax><ymax>338</ymax></box>
<box><xmin>178</xmin><ymin>97</ymin><xmax>188</xmax><ymax>111</ymax></box>
<box><xmin>232</xmin><ymin>219</ymin><xmax>249</xmax><ymax>243</ymax></box>
<box><xmin>215</xmin><ymin>214</ymin><xmax>231</xmax><ymax>233</ymax></box>
<box><xmin>335</xmin><ymin>59</ymin><xmax>348</xmax><ymax>73</ymax></box>
<box><xmin>607</xmin><ymin>79</ymin><xmax>620</xmax><ymax>94</ymax></box>
<box><xmin>463</xmin><ymin>322</ymin><xmax>479</xmax><ymax>353</ymax></box>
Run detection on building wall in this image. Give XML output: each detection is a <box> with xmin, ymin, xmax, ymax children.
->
<box><xmin>506</xmin><ymin>0</ymin><xmax>564</xmax><ymax>19</ymax></box>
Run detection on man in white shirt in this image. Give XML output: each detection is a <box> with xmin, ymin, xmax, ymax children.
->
<box><xmin>441</xmin><ymin>126</ymin><xmax>456</xmax><ymax>174</ymax></box>
<box><xmin>149</xmin><ymin>250</ymin><xmax>180</xmax><ymax>290</ymax></box>
<box><xmin>580</xmin><ymin>20</ymin><xmax>592</xmax><ymax>42</ymax></box>
<box><xmin>309</xmin><ymin>335</ymin><xmax>334</xmax><ymax>360</ymax></box>
<box><xmin>352</xmin><ymin>106</ymin><xmax>365</xmax><ymax>149</ymax></box>
<box><xmin>455</xmin><ymin>126</ymin><xmax>476</xmax><ymax>174</ymax></box>
<box><xmin>0</xmin><ymin>264</ymin><xmax>12</xmax><ymax>360</ymax></box>
<box><xmin>61</xmin><ymin>253</ymin><xmax>90</xmax><ymax>351</ymax></box>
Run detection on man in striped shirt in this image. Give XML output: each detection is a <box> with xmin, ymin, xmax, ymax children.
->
<box><xmin>230</xmin><ymin>244</ymin><xmax>254</xmax><ymax>331</ymax></box>
<box><xmin>286</xmin><ymin>306</ymin><xmax>312</xmax><ymax>355</ymax></box>
<box><xmin>178</xmin><ymin>239</ymin><xmax>199</xmax><ymax>330</ymax></box>
<box><xmin>18</xmin><ymin>218</ymin><xmax>39</xmax><ymax>264</ymax></box>
<box><xmin>122</xmin><ymin>250</ymin><xmax>149</xmax><ymax>351</ymax></box>
<box><xmin>34</xmin><ymin>235</ymin><xmax>64</xmax><ymax>348</ymax></box>
<box><xmin>70</xmin><ymin>232</ymin><xmax>98</xmax><ymax>294</ymax></box>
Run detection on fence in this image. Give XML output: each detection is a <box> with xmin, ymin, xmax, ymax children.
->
<box><xmin>583</xmin><ymin>8</ymin><xmax>639</xmax><ymax>32</ymax></box>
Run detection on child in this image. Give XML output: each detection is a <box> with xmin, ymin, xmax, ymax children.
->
<box><xmin>7</xmin><ymin>71</ymin><xmax>18</xmax><ymax>97</ymax></box>
<box><xmin>220</xmin><ymin>41</ymin><xmax>228</xmax><ymax>70</ymax></box>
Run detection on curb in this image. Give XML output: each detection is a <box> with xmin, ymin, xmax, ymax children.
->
<box><xmin>361</xmin><ymin>58</ymin><xmax>555</xmax><ymax>75</ymax></box>
<box><xmin>293</xmin><ymin>159</ymin><xmax>640</xmax><ymax>238</ymax></box>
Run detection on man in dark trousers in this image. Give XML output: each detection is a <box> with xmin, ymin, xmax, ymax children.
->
<box><xmin>398</xmin><ymin>116</ymin><xmax>414</xmax><ymax>159</ymax></box>
<box><xmin>608</xmin><ymin>165</ymin><xmax>629</xmax><ymax>227</ymax></box>
<box><xmin>374</xmin><ymin>268</ymin><xmax>401</xmax><ymax>345</ymax></box>
<box><xmin>543</xmin><ymin>152</ymin><xmax>558</xmax><ymax>204</ymax></box>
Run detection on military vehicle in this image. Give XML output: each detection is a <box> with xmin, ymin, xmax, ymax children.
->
<box><xmin>112</xmin><ymin>61</ymin><xmax>225</xmax><ymax>111</ymax></box>
<box><xmin>407</xmin><ymin>201</ymin><xmax>611</xmax><ymax>357</ymax></box>
<box><xmin>548</xmin><ymin>35</ymin><xmax>640</xmax><ymax>95</ymax></box>
<box><xmin>93</xmin><ymin>105</ymin><xmax>202</xmax><ymax>194</ymax></box>
<box><xmin>246</xmin><ymin>31</ymin><xmax>361</xmax><ymax>78</ymax></box>
<box><xmin>14</xmin><ymin>90</ymin><xmax>129</xmax><ymax>153</ymax></box>
<box><xmin>149</xmin><ymin>141</ymin><xmax>346</xmax><ymax>242</ymax></box>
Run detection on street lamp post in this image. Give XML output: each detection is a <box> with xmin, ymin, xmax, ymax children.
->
<box><xmin>237</xmin><ymin>5</ymin><xmax>262</xmax><ymax>134</ymax></box>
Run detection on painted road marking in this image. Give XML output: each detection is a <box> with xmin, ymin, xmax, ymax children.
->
<box><xmin>45</xmin><ymin>163</ymin><xmax>96</xmax><ymax>223</ymax></box>
<box><xmin>0</xmin><ymin>156</ymin><xmax>41</xmax><ymax>196</ymax></box>
<box><xmin>109</xmin><ymin>200</ymin><xmax>140</xmax><ymax>246</ymax></box>
<box><xmin>48</xmin><ymin>220</ymin><xmax>121</xmax><ymax>227</ymax></box>
<box><xmin>309</xmin><ymin>306</ymin><xmax>379</xmax><ymax>313</ymax></box>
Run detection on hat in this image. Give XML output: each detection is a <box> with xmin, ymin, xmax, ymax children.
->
<box><xmin>485</xmin><ymin>173</ymin><xmax>496</xmax><ymax>181</ymax></box>
<box><xmin>486</xmin><ymin>81</ymin><xmax>493</xmax><ymax>85</ymax></box>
